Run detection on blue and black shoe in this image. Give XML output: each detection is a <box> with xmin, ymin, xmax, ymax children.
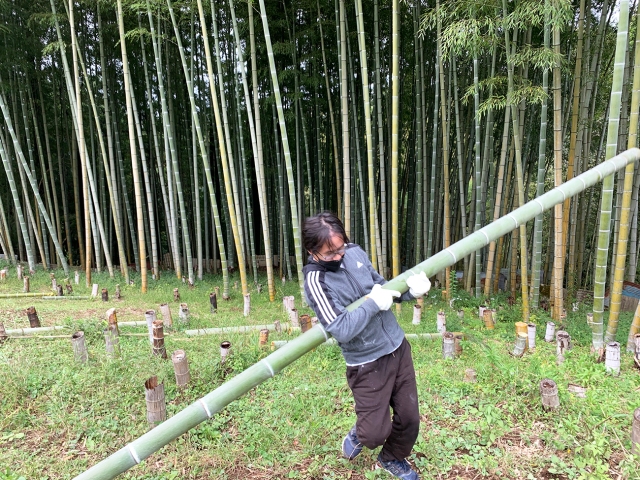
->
<box><xmin>341</xmin><ymin>425</ymin><xmax>363</xmax><ymax>460</ymax></box>
<box><xmin>376</xmin><ymin>454</ymin><xmax>419</xmax><ymax>479</ymax></box>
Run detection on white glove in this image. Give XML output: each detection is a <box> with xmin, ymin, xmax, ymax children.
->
<box><xmin>406</xmin><ymin>272</ymin><xmax>431</xmax><ymax>298</ymax></box>
<box><xmin>366</xmin><ymin>284</ymin><xmax>401</xmax><ymax>311</ymax></box>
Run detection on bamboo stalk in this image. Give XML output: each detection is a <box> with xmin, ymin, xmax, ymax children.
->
<box><xmin>40</xmin><ymin>296</ymin><xmax>92</xmax><ymax>300</ymax></box>
<box><xmin>185</xmin><ymin>323</ymin><xmax>297</xmax><ymax>336</ymax></box>
<box><xmin>73</xmin><ymin>149</ymin><xmax>640</xmax><ymax>480</ymax></box>
<box><xmin>7</xmin><ymin>326</ymin><xmax>66</xmax><ymax>336</ymax></box>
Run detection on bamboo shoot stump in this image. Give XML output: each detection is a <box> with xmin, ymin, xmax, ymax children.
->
<box><xmin>104</xmin><ymin>326</ymin><xmax>120</xmax><ymax>358</ymax></box>
<box><xmin>299</xmin><ymin>314</ymin><xmax>312</xmax><ymax>333</ymax></box>
<box><xmin>66</xmin><ymin>283</ymin><xmax>73</xmax><ymax>295</ymax></box>
<box><xmin>209</xmin><ymin>292</ymin><xmax>217</xmax><ymax>313</ymax></box>
<box><xmin>259</xmin><ymin>329</ymin><xmax>269</xmax><ymax>348</ymax></box>
<box><xmin>26</xmin><ymin>306</ymin><xmax>41</xmax><ymax>328</ymax></box>
<box><xmin>633</xmin><ymin>408</ymin><xmax>640</xmax><ymax>455</ymax></box>
<box><xmin>145</xmin><ymin>376</ymin><xmax>166</xmax><ymax>426</ymax></box>
<box><xmin>101</xmin><ymin>288</ymin><xmax>108</xmax><ymax>302</ymax></box>
<box><xmin>145</xmin><ymin>310</ymin><xmax>157</xmax><ymax>346</ymax></box>
<box><xmin>56</xmin><ymin>285</ymin><xmax>63</xmax><ymax>296</ymax></box>
<box><xmin>545</xmin><ymin>322</ymin><xmax>556</xmax><ymax>342</ymax></box>
<box><xmin>453</xmin><ymin>332</ymin><xmax>464</xmax><ymax>356</ymax></box>
<box><xmin>540</xmin><ymin>379</ymin><xmax>560</xmax><ymax>410</ymax></box>
<box><xmin>16</xmin><ymin>264</ymin><xmax>22</xmax><ymax>280</ymax></box>
<box><xmin>437</xmin><ymin>311</ymin><xmax>446</xmax><ymax>333</ymax></box>
<box><xmin>289</xmin><ymin>308</ymin><xmax>299</xmax><ymax>327</ymax></box>
<box><xmin>52</xmin><ymin>277</ymin><xmax>57</xmax><ymax>292</ymax></box>
<box><xmin>115</xmin><ymin>284</ymin><xmax>121</xmax><ymax>300</ymax></box>
<box><xmin>71</xmin><ymin>331</ymin><xmax>88</xmax><ymax>363</ymax></box>
<box><xmin>274</xmin><ymin>320</ymin><xmax>282</xmax><ymax>333</ymax></box>
<box><xmin>412</xmin><ymin>304</ymin><xmax>421</xmax><ymax>325</ymax></box>
<box><xmin>220</xmin><ymin>341</ymin><xmax>231</xmax><ymax>363</ymax></box>
<box><xmin>512</xmin><ymin>333</ymin><xmax>528</xmax><ymax>357</ymax></box>
<box><xmin>0</xmin><ymin>269</ymin><xmax>6</xmax><ymax>281</ymax></box>
<box><xmin>243</xmin><ymin>294</ymin><xmax>250</xmax><ymax>317</ymax></box>
<box><xmin>159</xmin><ymin>303</ymin><xmax>172</xmax><ymax>328</ymax></box>
<box><xmin>152</xmin><ymin>320</ymin><xmax>167</xmax><ymax>359</ymax></box>
<box><xmin>527</xmin><ymin>323</ymin><xmax>537</xmax><ymax>350</ymax></box>
<box><xmin>23</xmin><ymin>276</ymin><xmax>29</xmax><ymax>293</ymax></box>
<box><xmin>482</xmin><ymin>308</ymin><xmax>494</xmax><ymax>329</ymax></box>
<box><xmin>106</xmin><ymin>308</ymin><xmax>119</xmax><ymax>335</ymax></box>
<box><xmin>556</xmin><ymin>331</ymin><xmax>571</xmax><ymax>364</ymax></box>
<box><xmin>605</xmin><ymin>342</ymin><xmax>620</xmax><ymax>376</ymax></box>
<box><xmin>479</xmin><ymin>305</ymin><xmax>487</xmax><ymax>318</ymax></box>
<box><xmin>442</xmin><ymin>332</ymin><xmax>455</xmax><ymax>359</ymax></box>
<box><xmin>179</xmin><ymin>304</ymin><xmax>189</xmax><ymax>324</ymax></box>
<box><xmin>91</xmin><ymin>284</ymin><xmax>99</xmax><ymax>298</ymax></box>
<box><xmin>257</xmin><ymin>284</ymin><xmax>263</xmax><ymax>293</ymax></box>
<box><xmin>172</xmin><ymin>350</ymin><xmax>190</xmax><ymax>388</ymax></box>
<box><xmin>173</xmin><ymin>288</ymin><xmax>180</xmax><ymax>302</ymax></box>
<box><xmin>74</xmin><ymin>270</ymin><xmax>80</xmax><ymax>284</ymax></box>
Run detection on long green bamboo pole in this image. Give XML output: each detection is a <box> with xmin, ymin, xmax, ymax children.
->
<box><xmin>74</xmin><ymin>148</ymin><xmax>640</xmax><ymax>480</ymax></box>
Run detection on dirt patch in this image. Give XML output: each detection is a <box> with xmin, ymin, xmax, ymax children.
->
<box><xmin>438</xmin><ymin>465</ymin><xmax>501</xmax><ymax>479</ymax></box>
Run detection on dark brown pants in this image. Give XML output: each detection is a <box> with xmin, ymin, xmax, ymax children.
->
<box><xmin>346</xmin><ymin>338</ymin><xmax>420</xmax><ymax>462</ymax></box>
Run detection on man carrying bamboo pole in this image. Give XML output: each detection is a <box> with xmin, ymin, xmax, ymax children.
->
<box><xmin>302</xmin><ymin>212</ymin><xmax>431</xmax><ymax>480</ymax></box>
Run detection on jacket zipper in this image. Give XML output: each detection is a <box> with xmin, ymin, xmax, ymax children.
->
<box><xmin>343</xmin><ymin>268</ymin><xmax>394</xmax><ymax>345</ymax></box>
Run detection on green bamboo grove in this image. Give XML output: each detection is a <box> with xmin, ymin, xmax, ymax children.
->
<box><xmin>74</xmin><ymin>147</ymin><xmax>640</xmax><ymax>480</ymax></box>
<box><xmin>0</xmin><ymin>0</ymin><xmax>639</xmax><ymax>309</ymax></box>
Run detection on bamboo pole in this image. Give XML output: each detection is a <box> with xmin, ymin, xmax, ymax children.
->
<box><xmin>6</xmin><ymin>326</ymin><xmax>66</xmax><ymax>336</ymax></box>
<box><xmin>185</xmin><ymin>323</ymin><xmax>297</xmax><ymax>336</ymax></box>
<box><xmin>0</xmin><ymin>292</ymin><xmax>55</xmax><ymax>298</ymax></box>
<box><xmin>73</xmin><ymin>148</ymin><xmax>640</xmax><ymax>480</ymax></box>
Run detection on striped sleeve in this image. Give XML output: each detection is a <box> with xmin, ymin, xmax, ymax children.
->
<box><xmin>304</xmin><ymin>270</ymin><xmax>342</xmax><ymax>325</ymax></box>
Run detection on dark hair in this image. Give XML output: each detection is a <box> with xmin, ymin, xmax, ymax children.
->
<box><xmin>302</xmin><ymin>212</ymin><xmax>349</xmax><ymax>254</ymax></box>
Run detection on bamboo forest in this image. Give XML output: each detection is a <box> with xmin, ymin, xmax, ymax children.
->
<box><xmin>2</xmin><ymin>0</ymin><xmax>640</xmax><ymax>478</ymax></box>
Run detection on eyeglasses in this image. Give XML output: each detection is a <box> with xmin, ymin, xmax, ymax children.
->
<box><xmin>315</xmin><ymin>244</ymin><xmax>347</xmax><ymax>261</ymax></box>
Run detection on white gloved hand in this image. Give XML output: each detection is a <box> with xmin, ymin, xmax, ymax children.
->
<box><xmin>366</xmin><ymin>284</ymin><xmax>401</xmax><ymax>311</ymax></box>
<box><xmin>406</xmin><ymin>271</ymin><xmax>431</xmax><ymax>298</ymax></box>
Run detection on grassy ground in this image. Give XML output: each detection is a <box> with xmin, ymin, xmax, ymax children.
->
<box><xmin>0</xmin><ymin>263</ymin><xmax>639</xmax><ymax>480</ymax></box>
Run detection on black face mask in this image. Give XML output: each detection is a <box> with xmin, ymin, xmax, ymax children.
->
<box><xmin>317</xmin><ymin>258</ymin><xmax>343</xmax><ymax>272</ymax></box>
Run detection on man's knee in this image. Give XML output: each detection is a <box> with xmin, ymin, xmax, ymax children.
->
<box><xmin>358</xmin><ymin>422</ymin><xmax>392</xmax><ymax>449</ymax></box>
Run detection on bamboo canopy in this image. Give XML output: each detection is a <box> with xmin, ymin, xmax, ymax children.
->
<box><xmin>73</xmin><ymin>148</ymin><xmax>640</xmax><ymax>480</ymax></box>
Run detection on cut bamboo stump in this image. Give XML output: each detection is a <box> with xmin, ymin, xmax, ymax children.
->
<box><xmin>478</xmin><ymin>305</ymin><xmax>487</xmax><ymax>318</ymax></box>
<box><xmin>527</xmin><ymin>323</ymin><xmax>537</xmax><ymax>350</ymax></box>
<box><xmin>483</xmin><ymin>308</ymin><xmax>495</xmax><ymax>329</ymax></box>
<box><xmin>17</xmin><ymin>264</ymin><xmax>23</xmax><ymax>280</ymax></box>
<box><xmin>463</xmin><ymin>368</ymin><xmax>477</xmax><ymax>383</ymax></box>
<box><xmin>220</xmin><ymin>341</ymin><xmax>231</xmax><ymax>363</ymax></box>
<box><xmin>243</xmin><ymin>294</ymin><xmax>250</xmax><ymax>317</ymax></box>
<box><xmin>412</xmin><ymin>304</ymin><xmax>421</xmax><ymax>325</ymax></box>
<box><xmin>26</xmin><ymin>306</ymin><xmax>41</xmax><ymax>328</ymax></box>
<box><xmin>512</xmin><ymin>333</ymin><xmax>528</xmax><ymax>357</ymax></box>
<box><xmin>145</xmin><ymin>376</ymin><xmax>166</xmax><ymax>426</ymax></box>
<box><xmin>442</xmin><ymin>332</ymin><xmax>455</xmax><ymax>359</ymax></box>
<box><xmin>556</xmin><ymin>331</ymin><xmax>571</xmax><ymax>364</ymax></box>
<box><xmin>632</xmin><ymin>408</ymin><xmax>640</xmax><ymax>455</ymax></box>
<box><xmin>274</xmin><ymin>320</ymin><xmax>282</xmax><ymax>333</ymax></box>
<box><xmin>101</xmin><ymin>288</ymin><xmax>108</xmax><ymax>302</ymax></box>
<box><xmin>104</xmin><ymin>326</ymin><xmax>120</xmax><ymax>358</ymax></box>
<box><xmin>515</xmin><ymin>322</ymin><xmax>529</xmax><ymax>351</ymax></box>
<box><xmin>605</xmin><ymin>342</ymin><xmax>620</xmax><ymax>376</ymax></box>
<box><xmin>55</xmin><ymin>285</ymin><xmax>63</xmax><ymax>296</ymax></box>
<box><xmin>256</xmin><ymin>284</ymin><xmax>263</xmax><ymax>293</ymax></box>
<box><xmin>23</xmin><ymin>276</ymin><xmax>30</xmax><ymax>293</ymax></box>
<box><xmin>172</xmin><ymin>350</ymin><xmax>190</xmax><ymax>388</ymax></box>
<box><xmin>289</xmin><ymin>308</ymin><xmax>299</xmax><ymax>328</ymax></box>
<box><xmin>453</xmin><ymin>332</ymin><xmax>464</xmax><ymax>356</ymax></box>
<box><xmin>106</xmin><ymin>308</ymin><xmax>119</xmax><ymax>335</ymax></box>
<box><xmin>159</xmin><ymin>303</ymin><xmax>172</xmax><ymax>328</ymax></box>
<box><xmin>74</xmin><ymin>270</ymin><xmax>80</xmax><ymax>284</ymax></box>
<box><xmin>259</xmin><ymin>328</ymin><xmax>269</xmax><ymax>348</ymax></box>
<box><xmin>0</xmin><ymin>322</ymin><xmax>7</xmax><ymax>343</ymax></box>
<box><xmin>145</xmin><ymin>310</ymin><xmax>157</xmax><ymax>346</ymax></box>
<box><xmin>540</xmin><ymin>379</ymin><xmax>560</xmax><ymax>410</ymax></box>
<box><xmin>300</xmin><ymin>314</ymin><xmax>312</xmax><ymax>333</ymax></box>
<box><xmin>115</xmin><ymin>284</ymin><xmax>121</xmax><ymax>300</ymax></box>
<box><xmin>66</xmin><ymin>283</ymin><xmax>73</xmax><ymax>295</ymax></box>
<box><xmin>91</xmin><ymin>284</ymin><xmax>99</xmax><ymax>298</ymax></box>
<box><xmin>282</xmin><ymin>276</ymin><xmax>285</xmax><ymax>286</ymax></box>
<box><xmin>51</xmin><ymin>277</ymin><xmax>57</xmax><ymax>292</ymax></box>
<box><xmin>209</xmin><ymin>292</ymin><xmax>217</xmax><ymax>313</ymax></box>
<box><xmin>71</xmin><ymin>331</ymin><xmax>88</xmax><ymax>363</ymax></box>
<box><xmin>152</xmin><ymin>320</ymin><xmax>167</xmax><ymax>359</ymax></box>
<box><xmin>436</xmin><ymin>311</ymin><xmax>446</xmax><ymax>333</ymax></box>
<box><xmin>634</xmin><ymin>334</ymin><xmax>640</xmax><ymax>369</ymax></box>
<box><xmin>173</xmin><ymin>288</ymin><xmax>180</xmax><ymax>302</ymax></box>
<box><xmin>0</xmin><ymin>269</ymin><xmax>6</xmax><ymax>281</ymax></box>
<box><xmin>179</xmin><ymin>303</ymin><xmax>189</xmax><ymax>324</ymax></box>
<box><xmin>545</xmin><ymin>322</ymin><xmax>556</xmax><ymax>342</ymax></box>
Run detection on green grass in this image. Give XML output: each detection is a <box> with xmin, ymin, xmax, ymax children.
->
<box><xmin>0</xmin><ymin>263</ymin><xmax>639</xmax><ymax>479</ymax></box>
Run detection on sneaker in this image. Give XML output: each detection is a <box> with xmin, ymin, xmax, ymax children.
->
<box><xmin>376</xmin><ymin>455</ymin><xmax>419</xmax><ymax>479</ymax></box>
<box><xmin>341</xmin><ymin>425</ymin><xmax>363</xmax><ymax>460</ymax></box>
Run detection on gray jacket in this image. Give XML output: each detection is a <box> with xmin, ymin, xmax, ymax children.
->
<box><xmin>303</xmin><ymin>243</ymin><xmax>415</xmax><ymax>366</ymax></box>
